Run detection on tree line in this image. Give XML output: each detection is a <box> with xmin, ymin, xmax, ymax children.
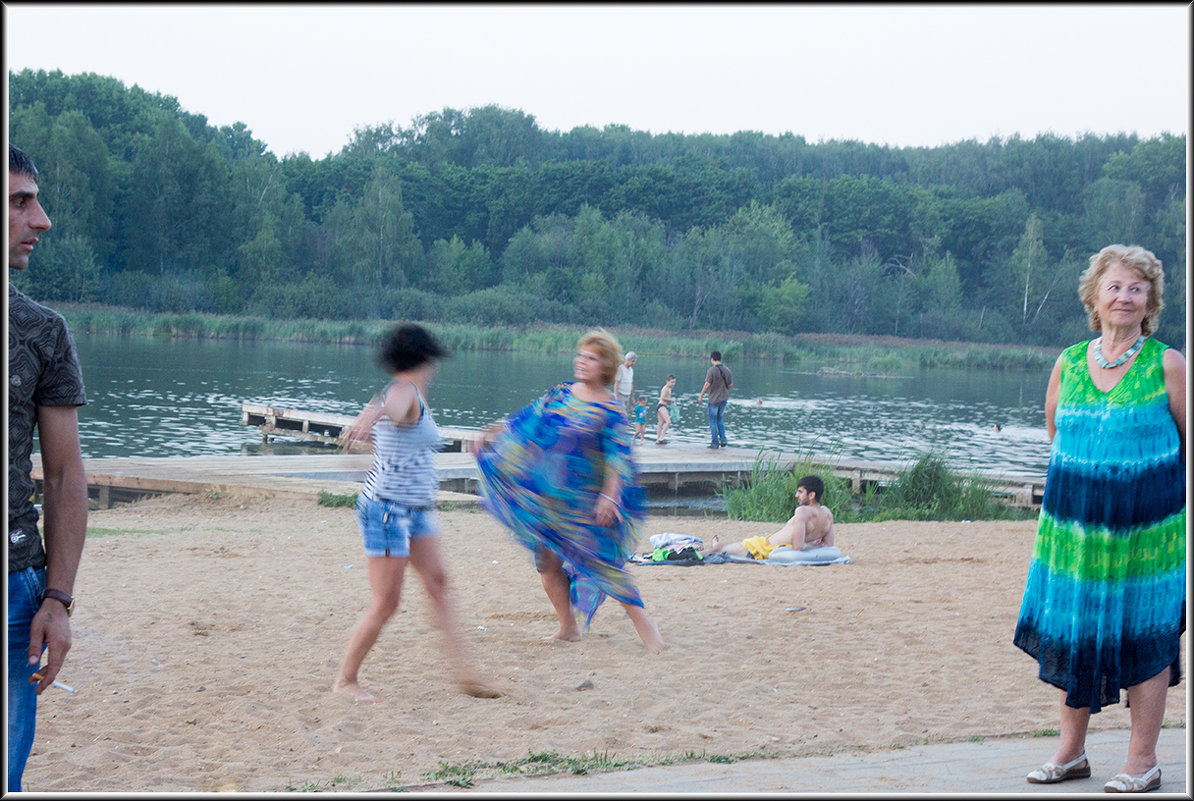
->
<box><xmin>8</xmin><ymin>68</ymin><xmax>1187</xmax><ymax>348</ymax></box>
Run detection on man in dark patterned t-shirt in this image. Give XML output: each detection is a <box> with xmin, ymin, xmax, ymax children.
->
<box><xmin>8</xmin><ymin>144</ymin><xmax>88</xmax><ymax>792</ymax></box>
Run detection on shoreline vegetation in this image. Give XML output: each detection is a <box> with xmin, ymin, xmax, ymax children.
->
<box><xmin>57</xmin><ymin>303</ymin><xmax>1059</xmax><ymax>372</ymax></box>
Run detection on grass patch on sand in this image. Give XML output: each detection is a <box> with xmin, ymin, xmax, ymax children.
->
<box><xmin>85</xmin><ymin>527</ymin><xmax>166</xmax><ymax>538</ymax></box>
<box><xmin>371</xmin><ymin>749</ymin><xmax>782</xmax><ymax>790</ymax></box>
<box><xmin>317</xmin><ymin>491</ymin><xmax>359</xmax><ymax>508</ymax></box>
<box><xmin>282</xmin><ymin>775</ymin><xmax>363</xmax><ymax>792</ymax></box>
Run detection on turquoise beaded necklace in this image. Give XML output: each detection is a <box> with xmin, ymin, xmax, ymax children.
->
<box><xmin>1092</xmin><ymin>334</ymin><xmax>1145</xmax><ymax>369</ymax></box>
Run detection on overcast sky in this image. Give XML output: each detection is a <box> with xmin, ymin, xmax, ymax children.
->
<box><xmin>5</xmin><ymin>4</ymin><xmax>1189</xmax><ymax>159</ymax></box>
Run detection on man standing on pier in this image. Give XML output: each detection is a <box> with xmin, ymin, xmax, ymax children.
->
<box><xmin>697</xmin><ymin>350</ymin><xmax>732</xmax><ymax>449</ymax></box>
<box><xmin>7</xmin><ymin>144</ymin><xmax>88</xmax><ymax>792</ymax></box>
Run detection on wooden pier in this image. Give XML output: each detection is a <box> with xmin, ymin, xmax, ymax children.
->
<box><xmin>33</xmin><ymin>444</ymin><xmax>1045</xmax><ymax>511</ymax></box>
<box><xmin>237</xmin><ymin>403</ymin><xmax>1044</xmax><ymax>507</ymax></box>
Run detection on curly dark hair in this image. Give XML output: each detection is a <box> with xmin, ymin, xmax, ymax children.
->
<box><xmin>377</xmin><ymin>324</ymin><xmax>447</xmax><ymax>374</ymax></box>
<box><xmin>797</xmin><ymin>475</ymin><xmax>825</xmax><ymax>502</ymax></box>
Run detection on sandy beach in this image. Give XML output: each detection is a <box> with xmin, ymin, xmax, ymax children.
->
<box><xmin>22</xmin><ymin>493</ymin><xmax>1186</xmax><ymax>793</ymax></box>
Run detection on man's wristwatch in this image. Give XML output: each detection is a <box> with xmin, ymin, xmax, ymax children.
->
<box><xmin>43</xmin><ymin>589</ymin><xmax>75</xmax><ymax>617</ymax></box>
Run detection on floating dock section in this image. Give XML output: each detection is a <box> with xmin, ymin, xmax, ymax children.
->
<box><xmin>241</xmin><ymin>403</ymin><xmax>481</xmax><ymax>451</ymax></box>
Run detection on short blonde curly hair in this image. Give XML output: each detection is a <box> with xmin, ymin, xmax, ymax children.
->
<box><xmin>1077</xmin><ymin>244</ymin><xmax>1165</xmax><ymax>337</ymax></box>
<box><xmin>577</xmin><ymin>328</ymin><xmax>624</xmax><ymax>385</ymax></box>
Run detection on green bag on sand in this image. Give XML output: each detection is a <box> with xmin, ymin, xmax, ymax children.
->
<box><xmin>652</xmin><ymin>546</ymin><xmax>703</xmax><ymax>562</ymax></box>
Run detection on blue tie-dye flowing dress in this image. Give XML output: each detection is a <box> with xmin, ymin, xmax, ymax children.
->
<box><xmin>475</xmin><ymin>382</ymin><xmax>647</xmax><ymax>627</ymax></box>
<box><xmin>1014</xmin><ymin>338</ymin><xmax>1186</xmax><ymax>713</ymax></box>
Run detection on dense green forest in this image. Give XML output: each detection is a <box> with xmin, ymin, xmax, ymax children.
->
<box><xmin>8</xmin><ymin>69</ymin><xmax>1187</xmax><ymax>348</ymax></box>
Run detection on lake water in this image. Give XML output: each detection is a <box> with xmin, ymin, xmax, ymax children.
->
<box><xmin>67</xmin><ymin>333</ymin><xmax>1053</xmax><ymax>478</ymax></box>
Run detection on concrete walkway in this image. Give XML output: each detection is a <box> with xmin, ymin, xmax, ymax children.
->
<box><xmin>459</xmin><ymin>728</ymin><xmax>1187</xmax><ymax>794</ymax></box>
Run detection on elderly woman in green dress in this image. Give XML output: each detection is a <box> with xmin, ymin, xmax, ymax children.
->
<box><xmin>1014</xmin><ymin>245</ymin><xmax>1185</xmax><ymax>793</ymax></box>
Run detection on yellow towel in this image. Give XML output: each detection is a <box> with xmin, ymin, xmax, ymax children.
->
<box><xmin>741</xmin><ymin>536</ymin><xmax>778</xmax><ymax>560</ymax></box>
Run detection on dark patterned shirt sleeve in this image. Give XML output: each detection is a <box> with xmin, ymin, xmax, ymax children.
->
<box><xmin>8</xmin><ymin>288</ymin><xmax>86</xmax><ymax>572</ymax></box>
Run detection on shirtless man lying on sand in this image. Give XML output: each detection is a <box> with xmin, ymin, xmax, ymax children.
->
<box><xmin>708</xmin><ymin>475</ymin><xmax>834</xmax><ymax>559</ymax></box>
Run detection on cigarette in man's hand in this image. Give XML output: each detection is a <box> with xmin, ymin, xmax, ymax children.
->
<box><xmin>30</xmin><ymin>672</ymin><xmax>79</xmax><ymax>693</ymax></box>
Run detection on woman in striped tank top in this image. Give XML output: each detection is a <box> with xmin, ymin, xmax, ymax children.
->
<box><xmin>333</xmin><ymin>324</ymin><xmax>501</xmax><ymax>703</ymax></box>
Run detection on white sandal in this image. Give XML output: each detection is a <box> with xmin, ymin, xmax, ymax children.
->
<box><xmin>1104</xmin><ymin>764</ymin><xmax>1161</xmax><ymax>793</ymax></box>
<box><xmin>1026</xmin><ymin>752</ymin><xmax>1091</xmax><ymax>784</ymax></box>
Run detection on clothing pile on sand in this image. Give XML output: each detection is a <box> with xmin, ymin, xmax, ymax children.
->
<box><xmin>630</xmin><ymin>533</ymin><xmax>850</xmax><ymax>566</ymax></box>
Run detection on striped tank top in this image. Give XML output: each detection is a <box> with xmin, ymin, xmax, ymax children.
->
<box><xmin>360</xmin><ymin>382</ymin><xmax>441</xmax><ymax>507</ymax></box>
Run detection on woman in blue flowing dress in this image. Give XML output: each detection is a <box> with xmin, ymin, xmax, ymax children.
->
<box><xmin>472</xmin><ymin>329</ymin><xmax>664</xmax><ymax>653</ymax></box>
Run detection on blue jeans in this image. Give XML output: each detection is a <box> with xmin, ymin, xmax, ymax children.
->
<box><xmin>707</xmin><ymin>400</ymin><xmax>727</xmax><ymax>446</ymax></box>
<box><xmin>8</xmin><ymin>566</ymin><xmax>45</xmax><ymax>792</ymax></box>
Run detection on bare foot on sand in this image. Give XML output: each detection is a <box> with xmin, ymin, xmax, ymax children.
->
<box><xmin>547</xmin><ymin>620</ymin><xmax>583</xmax><ymax>642</ymax></box>
<box><xmin>626</xmin><ymin>608</ymin><xmax>666</xmax><ymax>654</ymax></box>
<box><xmin>332</xmin><ymin>679</ymin><xmax>383</xmax><ymax>704</ymax></box>
<box><xmin>635</xmin><ymin>622</ymin><xmax>666</xmax><ymax>654</ymax></box>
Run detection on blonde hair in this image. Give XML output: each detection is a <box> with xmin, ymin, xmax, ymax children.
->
<box><xmin>577</xmin><ymin>328</ymin><xmax>623</xmax><ymax>385</ymax></box>
<box><xmin>1078</xmin><ymin>244</ymin><xmax>1165</xmax><ymax>337</ymax></box>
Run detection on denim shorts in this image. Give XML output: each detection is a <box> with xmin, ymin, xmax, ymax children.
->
<box><xmin>356</xmin><ymin>495</ymin><xmax>439</xmax><ymax>558</ymax></box>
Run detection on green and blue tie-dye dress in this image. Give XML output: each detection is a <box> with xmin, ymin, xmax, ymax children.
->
<box><xmin>476</xmin><ymin>382</ymin><xmax>647</xmax><ymax>627</ymax></box>
<box><xmin>1014</xmin><ymin>338</ymin><xmax>1185</xmax><ymax>713</ymax></box>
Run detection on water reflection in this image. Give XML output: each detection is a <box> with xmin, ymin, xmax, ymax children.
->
<box><xmin>69</xmin><ymin>333</ymin><xmax>1052</xmax><ymax>476</ymax></box>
